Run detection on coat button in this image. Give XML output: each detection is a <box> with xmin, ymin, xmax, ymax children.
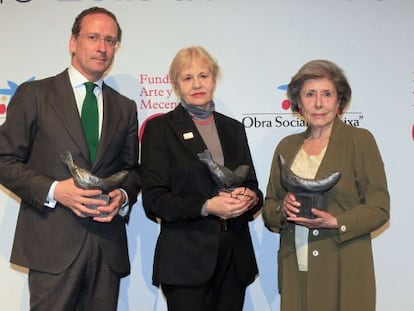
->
<box><xmin>340</xmin><ymin>225</ymin><xmax>347</xmax><ymax>232</ymax></box>
<box><xmin>312</xmin><ymin>250</ymin><xmax>319</xmax><ymax>257</ymax></box>
<box><xmin>312</xmin><ymin>229</ymin><xmax>319</xmax><ymax>236</ymax></box>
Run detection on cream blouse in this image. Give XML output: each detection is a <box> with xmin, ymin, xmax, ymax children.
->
<box><xmin>291</xmin><ymin>146</ymin><xmax>327</xmax><ymax>271</ymax></box>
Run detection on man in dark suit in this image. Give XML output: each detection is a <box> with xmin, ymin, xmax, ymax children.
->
<box><xmin>0</xmin><ymin>7</ymin><xmax>140</xmax><ymax>311</ymax></box>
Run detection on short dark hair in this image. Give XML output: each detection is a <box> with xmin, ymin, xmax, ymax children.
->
<box><xmin>71</xmin><ymin>7</ymin><xmax>122</xmax><ymax>42</ymax></box>
<box><xmin>287</xmin><ymin>59</ymin><xmax>351</xmax><ymax>114</ymax></box>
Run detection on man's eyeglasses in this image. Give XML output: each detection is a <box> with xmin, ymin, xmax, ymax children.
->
<box><xmin>78</xmin><ymin>33</ymin><xmax>119</xmax><ymax>47</ymax></box>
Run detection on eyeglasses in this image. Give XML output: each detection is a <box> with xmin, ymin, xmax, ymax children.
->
<box><xmin>78</xmin><ymin>33</ymin><xmax>119</xmax><ymax>47</ymax></box>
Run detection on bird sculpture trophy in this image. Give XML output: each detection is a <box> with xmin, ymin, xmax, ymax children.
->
<box><xmin>278</xmin><ymin>154</ymin><xmax>341</xmax><ymax>219</ymax></box>
<box><xmin>197</xmin><ymin>149</ymin><xmax>250</xmax><ymax>192</ymax></box>
<box><xmin>61</xmin><ymin>151</ymin><xmax>128</xmax><ymax>217</ymax></box>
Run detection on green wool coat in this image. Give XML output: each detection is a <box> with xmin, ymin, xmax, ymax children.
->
<box><xmin>263</xmin><ymin>117</ymin><xmax>390</xmax><ymax>311</ymax></box>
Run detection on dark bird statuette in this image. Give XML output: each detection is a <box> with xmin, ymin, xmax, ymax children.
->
<box><xmin>278</xmin><ymin>154</ymin><xmax>341</xmax><ymax>218</ymax></box>
<box><xmin>278</xmin><ymin>154</ymin><xmax>341</xmax><ymax>194</ymax></box>
<box><xmin>61</xmin><ymin>151</ymin><xmax>128</xmax><ymax>217</ymax></box>
<box><xmin>61</xmin><ymin>151</ymin><xmax>128</xmax><ymax>192</ymax></box>
<box><xmin>198</xmin><ymin>149</ymin><xmax>249</xmax><ymax>190</ymax></box>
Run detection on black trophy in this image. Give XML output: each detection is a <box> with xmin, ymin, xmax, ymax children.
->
<box><xmin>278</xmin><ymin>154</ymin><xmax>341</xmax><ymax>219</ymax></box>
<box><xmin>61</xmin><ymin>151</ymin><xmax>128</xmax><ymax>217</ymax></box>
<box><xmin>197</xmin><ymin>149</ymin><xmax>249</xmax><ymax>191</ymax></box>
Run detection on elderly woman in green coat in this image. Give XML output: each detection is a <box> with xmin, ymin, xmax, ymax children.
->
<box><xmin>263</xmin><ymin>60</ymin><xmax>390</xmax><ymax>311</ymax></box>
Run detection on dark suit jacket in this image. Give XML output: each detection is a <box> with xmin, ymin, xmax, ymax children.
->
<box><xmin>0</xmin><ymin>69</ymin><xmax>140</xmax><ymax>277</ymax></box>
<box><xmin>141</xmin><ymin>105</ymin><xmax>263</xmax><ymax>286</ymax></box>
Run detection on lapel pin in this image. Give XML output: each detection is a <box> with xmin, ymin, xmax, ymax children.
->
<box><xmin>183</xmin><ymin>132</ymin><xmax>194</xmax><ymax>140</ymax></box>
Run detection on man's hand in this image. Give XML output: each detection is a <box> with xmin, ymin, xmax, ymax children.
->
<box><xmin>54</xmin><ymin>178</ymin><xmax>105</xmax><ymax>218</ymax></box>
<box><xmin>93</xmin><ymin>189</ymin><xmax>125</xmax><ymax>222</ymax></box>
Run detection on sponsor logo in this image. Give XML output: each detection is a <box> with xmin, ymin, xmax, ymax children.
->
<box><xmin>138</xmin><ymin>74</ymin><xmax>178</xmax><ymax>111</ymax></box>
<box><xmin>136</xmin><ymin>73</ymin><xmax>175</xmax><ymax>141</ymax></box>
<box><xmin>242</xmin><ymin>83</ymin><xmax>364</xmax><ymax>129</ymax></box>
<box><xmin>0</xmin><ymin>77</ymin><xmax>35</xmax><ymax>121</ymax></box>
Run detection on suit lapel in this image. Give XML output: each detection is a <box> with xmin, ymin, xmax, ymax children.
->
<box><xmin>169</xmin><ymin>106</ymin><xmax>207</xmax><ymax>159</ymax></box>
<box><xmin>49</xmin><ymin>70</ymin><xmax>90</xmax><ymax>162</ymax></box>
<box><xmin>95</xmin><ymin>84</ymin><xmax>122</xmax><ymax>166</ymax></box>
<box><xmin>315</xmin><ymin>117</ymin><xmax>344</xmax><ymax>179</ymax></box>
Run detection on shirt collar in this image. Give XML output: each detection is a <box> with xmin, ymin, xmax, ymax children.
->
<box><xmin>68</xmin><ymin>65</ymin><xmax>104</xmax><ymax>91</ymax></box>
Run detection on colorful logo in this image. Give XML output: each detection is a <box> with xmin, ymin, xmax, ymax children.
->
<box><xmin>241</xmin><ymin>82</ymin><xmax>303</xmax><ymax>129</ymax></box>
<box><xmin>242</xmin><ymin>81</ymin><xmax>364</xmax><ymax>130</ymax></box>
<box><xmin>0</xmin><ymin>77</ymin><xmax>35</xmax><ymax>119</ymax></box>
<box><xmin>278</xmin><ymin>83</ymin><xmax>291</xmax><ymax>110</ymax></box>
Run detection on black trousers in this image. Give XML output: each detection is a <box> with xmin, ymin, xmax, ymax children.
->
<box><xmin>162</xmin><ymin>231</ymin><xmax>247</xmax><ymax>311</ymax></box>
<box><xmin>28</xmin><ymin>233</ymin><xmax>120</xmax><ymax>311</ymax></box>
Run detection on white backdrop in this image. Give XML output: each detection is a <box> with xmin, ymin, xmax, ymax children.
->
<box><xmin>1</xmin><ymin>0</ymin><xmax>413</xmax><ymax>310</ymax></box>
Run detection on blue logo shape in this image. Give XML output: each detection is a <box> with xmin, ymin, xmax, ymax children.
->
<box><xmin>277</xmin><ymin>84</ymin><xmax>288</xmax><ymax>91</ymax></box>
<box><xmin>0</xmin><ymin>76</ymin><xmax>35</xmax><ymax>97</ymax></box>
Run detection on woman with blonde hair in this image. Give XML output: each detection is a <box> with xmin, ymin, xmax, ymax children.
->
<box><xmin>141</xmin><ymin>46</ymin><xmax>263</xmax><ymax>311</ymax></box>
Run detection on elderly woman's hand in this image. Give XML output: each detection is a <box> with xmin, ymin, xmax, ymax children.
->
<box><xmin>293</xmin><ymin>209</ymin><xmax>338</xmax><ymax>229</ymax></box>
<box><xmin>287</xmin><ymin>207</ymin><xmax>339</xmax><ymax>229</ymax></box>
<box><xmin>282</xmin><ymin>192</ymin><xmax>301</xmax><ymax>218</ymax></box>
<box><xmin>283</xmin><ymin>192</ymin><xmax>338</xmax><ymax>229</ymax></box>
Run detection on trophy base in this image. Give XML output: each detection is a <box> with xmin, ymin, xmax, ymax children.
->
<box><xmin>82</xmin><ymin>194</ymin><xmax>110</xmax><ymax>217</ymax></box>
<box><xmin>295</xmin><ymin>192</ymin><xmax>326</xmax><ymax>219</ymax></box>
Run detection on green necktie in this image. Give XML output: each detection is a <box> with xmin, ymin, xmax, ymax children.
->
<box><xmin>81</xmin><ymin>82</ymin><xmax>99</xmax><ymax>163</ymax></box>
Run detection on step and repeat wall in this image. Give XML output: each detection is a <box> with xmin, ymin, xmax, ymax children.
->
<box><xmin>1</xmin><ymin>1</ymin><xmax>413</xmax><ymax>310</ymax></box>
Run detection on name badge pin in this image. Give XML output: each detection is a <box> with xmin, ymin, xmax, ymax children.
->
<box><xmin>183</xmin><ymin>132</ymin><xmax>194</xmax><ymax>140</ymax></box>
